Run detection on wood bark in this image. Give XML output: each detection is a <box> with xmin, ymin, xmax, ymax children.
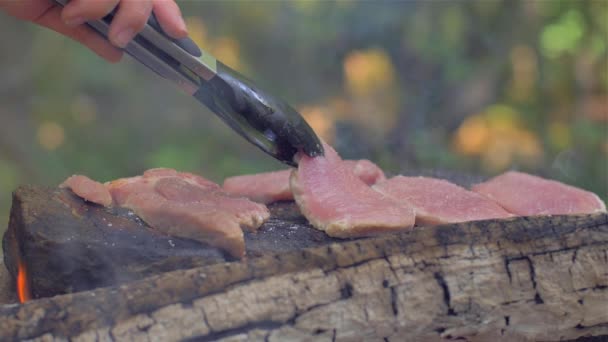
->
<box><xmin>0</xmin><ymin>211</ymin><xmax>606</xmax><ymax>341</ymax></box>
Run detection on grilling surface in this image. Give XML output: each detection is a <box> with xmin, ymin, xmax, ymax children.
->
<box><xmin>2</xmin><ymin>186</ymin><xmax>342</xmax><ymax>299</ymax></box>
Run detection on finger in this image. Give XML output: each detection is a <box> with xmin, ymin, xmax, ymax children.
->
<box><xmin>107</xmin><ymin>0</ymin><xmax>153</xmax><ymax>48</ymax></box>
<box><xmin>35</xmin><ymin>6</ymin><xmax>123</xmax><ymax>63</ymax></box>
<box><xmin>152</xmin><ymin>0</ymin><xmax>187</xmax><ymax>39</ymax></box>
<box><xmin>61</xmin><ymin>0</ymin><xmax>119</xmax><ymax>27</ymax></box>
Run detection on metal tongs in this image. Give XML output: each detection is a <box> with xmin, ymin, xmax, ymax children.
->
<box><xmin>52</xmin><ymin>0</ymin><xmax>324</xmax><ymax>166</ymax></box>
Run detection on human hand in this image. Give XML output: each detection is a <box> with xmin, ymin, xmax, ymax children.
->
<box><xmin>0</xmin><ymin>0</ymin><xmax>188</xmax><ymax>63</ymax></box>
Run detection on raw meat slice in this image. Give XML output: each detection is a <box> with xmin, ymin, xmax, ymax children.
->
<box><xmin>222</xmin><ymin>159</ymin><xmax>386</xmax><ymax>204</ymax></box>
<box><xmin>104</xmin><ymin>168</ymin><xmax>270</xmax><ymax>257</ymax></box>
<box><xmin>345</xmin><ymin>159</ymin><xmax>387</xmax><ymax>185</ymax></box>
<box><xmin>291</xmin><ymin>143</ymin><xmax>414</xmax><ymax>238</ymax></box>
<box><xmin>107</xmin><ymin>169</ymin><xmax>221</xmax><ymax>206</ymax></box>
<box><xmin>223</xmin><ymin>170</ymin><xmax>293</xmax><ymax>204</ymax></box>
<box><xmin>60</xmin><ymin>175</ymin><xmax>113</xmax><ymax>207</ymax></box>
<box><xmin>373</xmin><ymin>176</ymin><xmax>513</xmax><ymax>226</ymax></box>
<box><xmin>471</xmin><ymin>171</ymin><xmax>607</xmax><ymax>216</ymax></box>
<box><xmin>144</xmin><ymin>168</ymin><xmax>219</xmax><ymax>188</ymax></box>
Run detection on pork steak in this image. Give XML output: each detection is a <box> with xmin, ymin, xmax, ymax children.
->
<box><xmin>290</xmin><ymin>143</ymin><xmax>414</xmax><ymax>238</ymax></box>
<box><xmin>223</xmin><ymin>159</ymin><xmax>386</xmax><ymax>204</ymax></box>
<box><xmin>471</xmin><ymin>171</ymin><xmax>606</xmax><ymax>216</ymax></box>
<box><xmin>60</xmin><ymin>175</ymin><xmax>113</xmax><ymax>207</ymax></box>
<box><xmin>66</xmin><ymin>168</ymin><xmax>270</xmax><ymax>258</ymax></box>
<box><xmin>373</xmin><ymin>176</ymin><xmax>513</xmax><ymax>226</ymax></box>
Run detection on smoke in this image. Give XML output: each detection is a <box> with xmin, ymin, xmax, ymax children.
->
<box><xmin>551</xmin><ymin>149</ymin><xmax>581</xmax><ymax>181</ymax></box>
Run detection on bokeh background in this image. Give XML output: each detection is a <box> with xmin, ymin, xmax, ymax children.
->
<box><xmin>1</xmin><ymin>0</ymin><xmax>606</xmax><ymax>238</ymax></box>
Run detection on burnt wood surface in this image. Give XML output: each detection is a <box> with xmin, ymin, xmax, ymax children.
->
<box><xmin>0</xmin><ymin>203</ymin><xmax>606</xmax><ymax>341</ymax></box>
<box><xmin>2</xmin><ymin>186</ymin><xmax>341</xmax><ymax>298</ymax></box>
<box><xmin>0</xmin><ymin>258</ymin><xmax>16</xmax><ymax>304</ymax></box>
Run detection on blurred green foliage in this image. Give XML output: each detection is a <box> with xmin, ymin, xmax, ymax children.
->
<box><xmin>0</xmin><ymin>0</ymin><xmax>606</xmax><ymax>239</ymax></box>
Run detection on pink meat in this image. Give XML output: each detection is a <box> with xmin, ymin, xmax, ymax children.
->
<box><xmin>345</xmin><ymin>159</ymin><xmax>386</xmax><ymax>185</ymax></box>
<box><xmin>471</xmin><ymin>171</ymin><xmax>607</xmax><ymax>216</ymax></box>
<box><xmin>223</xmin><ymin>170</ymin><xmax>293</xmax><ymax>204</ymax></box>
<box><xmin>60</xmin><ymin>175</ymin><xmax>113</xmax><ymax>207</ymax></box>
<box><xmin>373</xmin><ymin>176</ymin><xmax>513</xmax><ymax>226</ymax></box>
<box><xmin>107</xmin><ymin>169</ymin><xmax>221</xmax><ymax>206</ymax></box>
<box><xmin>291</xmin><ymin>143</ymin><xmax>414</xmax><ymax>238</ymax></box>
<box><xmin>223</xmin><ymin>159</ymin><xmax>386</xmax><ymax>204</ymax></box>
<box><xmin>105</xmin><ymin>168</ymin><xmax>270</xmax><ymax>258</ymax></box>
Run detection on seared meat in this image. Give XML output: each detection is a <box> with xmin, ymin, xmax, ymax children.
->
<box><xmin>60</xmin><ymin>175</ymin><xmax>113</xmax><ymax>207</ymax></box>
<box><xmin>104</xmin><ymin>168</ymin><xmax>270</xmax><ymax>258</ymax></box>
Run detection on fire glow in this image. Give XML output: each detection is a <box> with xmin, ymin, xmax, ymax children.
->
<box><xmin>17</xmin><ymin>259</ymin><xmax>31</xmax><ymax>303</ymax></box>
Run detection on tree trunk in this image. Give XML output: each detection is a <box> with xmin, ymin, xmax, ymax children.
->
<box><xmin>1</xmin><ymin>211</ymin><xmax>606</xmax><ymax>341</ymax></box>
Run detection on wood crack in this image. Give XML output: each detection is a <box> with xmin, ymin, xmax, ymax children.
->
<box><xmin>434</xmin><ymin>272</ymin><xmax>457</xmax><ymax>316</ymax></box>
<box><xmin>504</xmin><ymin>255</ymin><xmax>544</xmax><ymax>304</ymax></box>
<box><xmin>390</xmin><ymin>286</ymin><xmax>399</xmax><ymax>316</ymax></box>
<box><xmin>182</xmin><ymin>321</ymin><xmax>282</xmax><ymax>342</ymax></box>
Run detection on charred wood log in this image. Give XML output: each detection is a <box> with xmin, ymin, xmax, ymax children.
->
<box><xmin>0</xmin><ymin>207</ymin><xmax>606</xmax><ymax>341</ymax></box>
<box><xmin>2</xmin><ymin>186</ymin><xmax>339</xmax><ymax>298</ymax></box>
<box><xmin>0</xmin><ymin>258</ymin><xmax>17</xmax><ymax>304</ymax></box>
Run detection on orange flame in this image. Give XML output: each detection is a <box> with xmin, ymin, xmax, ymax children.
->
<box><xmin>17</xmin><ymin>259</ymin><xmax>31</xmax><ymax>303</ymax></box>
